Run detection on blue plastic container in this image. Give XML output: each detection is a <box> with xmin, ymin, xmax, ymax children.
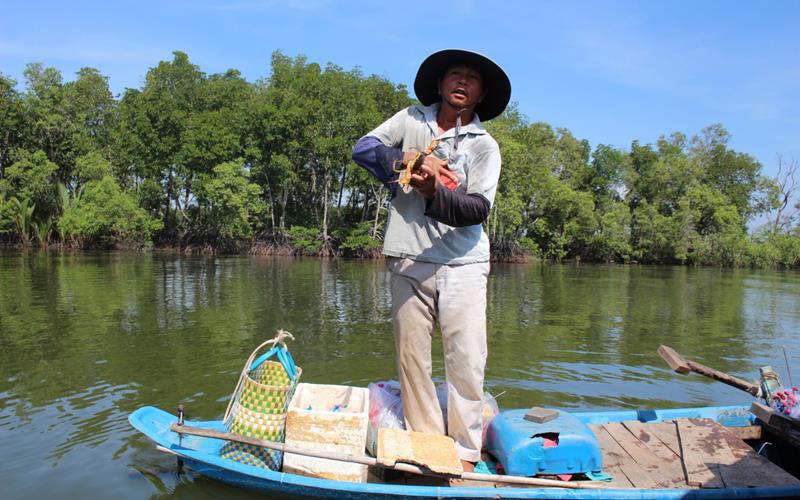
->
<box><xmin>485</xmin><ymin>409</ymin><xmax>603</xmax><ymax>476</ymax></box>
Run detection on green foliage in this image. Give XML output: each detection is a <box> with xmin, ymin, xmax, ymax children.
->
<box><xmin>759</xmin><ymin>233</ymin><xmax>800</xmax><ymax>268</ymax></box>
<box><xmin>1</xmin><ymin>150</ymin><xmax>59</xmax><ymax>221</ymax></box>
<box><xmin>74</xmin><ymin>151</ymin><xmax>111</xmax><ymax>184</ymax></box>
<box><xmin>518</xmin><ymin>237</ymin><xmax>541</xmax><ymax>258</ymax></box>
<box><xmin>0</xmin><ymin>73</ymin><xmax>27</xmax><ymax>178</ymax></box>
<box><xmin>286</xmin><ymin>226</ymin><xmax>322</xmax><ymax>254</ymax></box>
<box><xmin>0</xmin><ymin>52</ymin><xmax>798</xmax><ymax>267</ymax></box>
<box><xmin>33</xmin><ymin>218</ymin><xmax>53</xmax><ymax>247</ymax></box>
<box><xmin>20</xmin><ymin>64</ymin><xmax>115</xmax><ymax>185</ymax></box>
<box><xmin>194</xmin><ymin>160</ymin><xmax>264</xmax><ymax>243</ymax></box>
<box><xmin>59</xmin><ymin>176</ymin><xmax>162</xmax><ymax>248</ymax></box>
<box><xmin>691</xmin><ymin>124</ymin><xmax>762</xmax><ymax>222</ymax></box>
<box><xmin>339</xmin><ymin>222</ymin><xmax>382</xmax><ymax>257</ymax></box>
<box><xmin>65</xmin><ymin>67</ymin><xmax>116</xmax><ymax>153</ymax></box>
<box><xmin>55</xmin><ymin>182</ymin><xmax>78</xmax><ymax>242</ymax></box>
<box><xmin>585</xmin><ymin>145</ymin><xmax>622</xmax><ymax>205</ymax></box>
<box><xmin>589</xmin><ymin>202</ymin><xmax>632</xmax><ymax>262</ymax></box>
<box><xmin>0</xmin><ymin>191</ymin><xmax>13</xmax><ymax>234</ymax></box>
<box><xmin>10</xmin><ymin>197</ymin><xmax>36</xmax><ymax>246</ymax></box>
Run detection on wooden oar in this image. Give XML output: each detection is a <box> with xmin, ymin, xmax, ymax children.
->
<box><xmin>168</xmin><ymin>423</ymin><xmax>609</xmax><ymax>489</ymax></box>
<box><xmin>657</xmin><ymin>345</ymin><xmax>761</xmax><ymax>397</ymax></box>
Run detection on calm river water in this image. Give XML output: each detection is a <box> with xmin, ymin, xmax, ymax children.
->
<box><xmin>1</xmin><ymin>252</ymin><xmax>799</xmax><ymax>498</ymax></box>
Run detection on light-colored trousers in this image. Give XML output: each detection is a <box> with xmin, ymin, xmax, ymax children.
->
<box><xmin>386</xmin><ymin>257</ymin><xmax>489</xmax><ymax>462</ymax></box>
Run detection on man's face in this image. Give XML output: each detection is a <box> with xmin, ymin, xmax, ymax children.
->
<box><xmin>438</xmin><ymin>64</ymin><xmax>486</xmax><ymax>111</ymax></box>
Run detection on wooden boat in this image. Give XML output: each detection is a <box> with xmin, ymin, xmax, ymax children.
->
<box><xmin>129</xmin><ymin>402</ymin><xmax>800</xmax><ymax>499</ymax></box>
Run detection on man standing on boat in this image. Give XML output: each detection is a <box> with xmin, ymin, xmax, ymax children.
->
<box><xmin>352</xmin><ymin>49</ymin><xmax>510</xmax><ymax>471</ymax></box>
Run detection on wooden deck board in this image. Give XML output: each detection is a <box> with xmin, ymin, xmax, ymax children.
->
<box><xmin>645</xmin><ymin>421</ymin><xmax>682</xmax><ymax>456</ymax></box>
<box><xmin>676</xmin><ymin>417</ymin><xmax>800</xmax><ymax>488</ymax></box>
<box><xmin>604</xmin><ymin>422</ymin><xmax>675</xmax><ymax>487</ymax></box>
<box><xmin>676</xmin><ymin>418</ymin><xmax>726</xmax><ymax>488</ymax></box>
<box><xmin>589</xmin><ymin>424</ymin><xmax>658</xmax><ymax>489</ymax></box>
<box><xmin>752</xmin><ymin>402</ymin><xmax>800</xmax><ymax>449</ymax></box>
<box><xmin>602</xmin><ymin>465</ymin><xmax>635</xmax><ymax>488</ymax></box>
<box><xmin>589</xmin><ymin>418</ymin><xmax>798</xmax><ymax>490</ymax></box>
<box><xmin>620</xmin><ymin>420</ymin><xmax>687</xmax><ymax>486</ymax></box>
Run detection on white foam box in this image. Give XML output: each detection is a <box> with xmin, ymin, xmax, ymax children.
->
<box><xmin>283</xmin><ymin>383</ymin><xmax>370</xmax><ymax>482</ymax></box>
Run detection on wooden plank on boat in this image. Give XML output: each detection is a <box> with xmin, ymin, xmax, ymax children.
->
<box><xmin>676</xmin><ymin>417</ymin><xmax>800</xmax><ymax>488</ymax></box>
<box><xmin>619</xmin><ymin>420</ymin><xmax>686</xmax><ymax>486</ymax></box>
<box><xmin>647</xmin><ymin>419</ymin><xmax>772</xmax><ymax>488</ymax></box>
<box><xmin>751</xmin><ymin>402</ymin><xmax>800</xmax><ymax>432</ymax></box>
<box><xmin>376</xmin><ymin>428</ymin><xmax>463</xmax><ymax>476</ymax></box>
<box><xmin>602</xmin><ymin>465</ymin><xmax>634</xmax><ymax>488</ymax></box>
<box><xmin>589</xmin><ymin>424</ymin><xmax>657</xmax><ymax>489</ymax></box>
<box><xmin>715</xmin><ymin>438</ymin><xmax>800</xmax><ymax>488</ymax></box>
<box><xmin>603</xmin><ymin>422</ymin><xmax>675</xmax><ymax>487</ymax></box>
<box><xmin>751</xmin><ymin>402</ymin><xmax>800</xmax><ymax>449</ymax></box>
<box><xmin>645</xmin><ymin>421</ymin><xmax>682</xmax><ymax>457</ymax></box>
<box><xmin>676</xmin><ymin>418</ymin><xmax>724</xmax><ymax>488</ymax></box>
<box><xmin>724</xmin><ymin>425</ymin><xmax>762</xmax><ymax>441</ymax></box>
<box><xmin>586</xmin><ymin>425</ymin><xmax>633</xmax><ymax>488</ymax></box>
<box><xmin>764</xmin><ymin>422</ymin><xmax>800</xmax><ymax>449</ymax></box>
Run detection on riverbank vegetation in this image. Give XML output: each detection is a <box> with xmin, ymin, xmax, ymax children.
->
<box><xmin>1</xmin><ymin>51</ymin><xmax>798</xmax><ymax>266</ymax></box>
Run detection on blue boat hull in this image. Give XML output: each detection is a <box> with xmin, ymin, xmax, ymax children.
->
<box><xmin>129</xmin><ymin>405</ymin><xmax>800</xmax><ymax>499</ymax></box>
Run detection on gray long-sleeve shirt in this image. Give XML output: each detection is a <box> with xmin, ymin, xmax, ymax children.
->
<box><xmin>352</xmin><ymin>103</ymin><xmax>502</xmax><ymax>265</ymax></box>
<box><xmin>352</xmin><ymin>136</ymin><xmax>490</xmax><ymax>227</ymax></box>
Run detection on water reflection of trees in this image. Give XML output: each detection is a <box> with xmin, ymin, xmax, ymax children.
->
<box><xmin>485</xmin><ymin>263</ymin><xmax>783</xmax><ymax>408</ymax></box>
<box><xmin>1</xmin><ymin>255</ymin><xmax>799</xmax><ymax>473</ymax></box>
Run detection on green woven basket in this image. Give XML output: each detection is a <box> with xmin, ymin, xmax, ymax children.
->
<box><xmin>220</xmin><ymin>334</ymin><xmax>301</xmax><ymax>470</ymax></box>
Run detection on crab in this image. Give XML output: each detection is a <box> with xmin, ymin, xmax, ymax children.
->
<box><xmin>392</xmin><ymin>139</ymin><xmax>458</xmax><ymax>190</ymax></box>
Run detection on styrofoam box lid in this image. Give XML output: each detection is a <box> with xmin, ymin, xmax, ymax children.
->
<box><xmin>288</xmin><ymin>383</ymin><xmax>369</xmax><ymax>414</ymax></box>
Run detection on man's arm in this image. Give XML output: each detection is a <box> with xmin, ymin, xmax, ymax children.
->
<box><xmin>352</xmin><ymin>107</ymin><xmax>417</xmax><ymax>188</ymax></box>
<box><xmin>425</xmin><ymin>189</ymin><xmax>490</xmax><ymax>227</ymax></box>
<box><xmin>410</xmin><ymin>141</ymin><xmax>500</xmax><ymax>227</ymax></box>
<box><xmin>351</xmin><ymin>136</ymin><xmax>403</xmax><ymax>185</ymax></box>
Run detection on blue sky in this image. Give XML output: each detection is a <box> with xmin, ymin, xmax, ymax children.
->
<box><xmin>2</xmin><ymin>0</ymin><xmax>798</xmax><ymax>182</ymax></box>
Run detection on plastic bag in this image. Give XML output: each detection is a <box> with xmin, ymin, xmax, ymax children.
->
<box><xmin>436</xmin><ymin>382</ymin><xmax>500</xmax><ymax>441</ymax></box>
<box><xmin>366</xmin><ymin>380</ymin><xmax>500</xmax><ymax>455</ymax></box>
<box><xmin>771</xmin><ymin>387</ymin><xmax>800</xmax><ymax>420</ymax></box>
<box><xmin>480</xmin><ymin>391</ymin><xmax>501</xmax><ymax>440</ymax></box>
<box><xmin>366</xmin><ymin>381</ymin><xmax>404</xmax><ymax>455</ymax></box>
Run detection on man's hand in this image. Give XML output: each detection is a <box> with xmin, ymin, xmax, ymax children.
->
<box><xmin>402</xmin><ymin>151</ymin><xmax>419</xmax><ymax>166</ymax></box>
<box><xmin>409</xmin><ymin>155</ymin><xmax>458</xmax><ymax>199</ymax></box>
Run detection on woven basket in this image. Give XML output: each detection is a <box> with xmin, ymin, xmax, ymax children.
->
<box><xmin>220</xmin><ymin>333</ymin><xmax>301</xmax><ymax>470</ymax></box>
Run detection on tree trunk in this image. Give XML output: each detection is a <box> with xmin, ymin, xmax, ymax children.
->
<box><xmin>322</xmin><ymin>169</ymin><xmax>330</xmax><ymax>240</ymax></box>
<box><xmin>165</xmin><ymin>170</ymin><xmax>175</xmax><ymax>241</ymax></box>
<box><xmin>310</xmin><ymin>160</ymin><xmax>319</xmax><ymax>223</ymax></box>
<box><xmin>372</xmin><ymin>185</ymin><xmax>387</xmax><ymax>238</ymax></box>
<box><xmin>175</xmin><ymin>186</ymin><xmax>192</xmax><ymax>242</ymax></box>
<box><xmin>337</xmin><ymin>163</ymin><xmax>347</xmax><ymax>208</ymax></box>
<box><xmin>279</xmin><ymin>183</ymin><xmax>289</xmax><ymax>230</ymax></box>
<box><xmin>492</xmin><ymin>203</ymin><xmax>498</xmax><ymax>239</ymax></box>
<box><xmin>0</xmin><ymin>128</ymin><xmax>9</xmax><ymax>180</ymax></box>
<box><xmin>359</xmin><ymin>189</ymin><xmax>369</xmax><ymax>223</ymax></box>
<box><xmin>264</xmin><ymin>183</ymin><xmax>276</xmax><ymax>231</ymax></box>
<box><xmin>771</xmin><ymin>157</ymin><xmax>799</xmax><ymax>234</ymax></box>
